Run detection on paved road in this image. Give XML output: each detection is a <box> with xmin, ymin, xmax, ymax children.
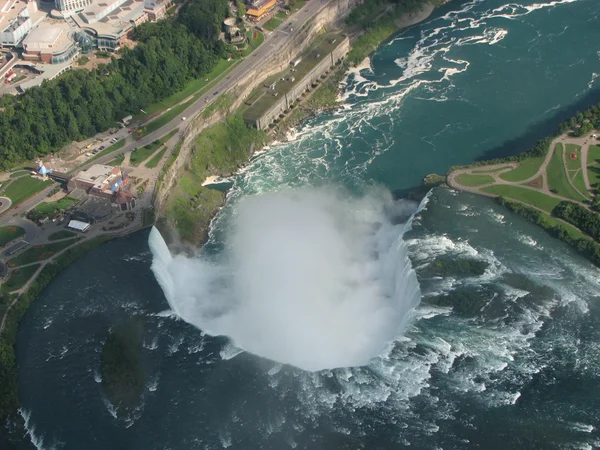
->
<box><xmin>0</xmin><ymin>0</ymin><xmax>332</xmax><ymax>228</ymax></box>
<box><xmin>77</xmin><ymin>0</ymin><xmax>333</xmax><ymax>172</ymax></box>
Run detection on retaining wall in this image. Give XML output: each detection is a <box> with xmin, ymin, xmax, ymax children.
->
<box><xmin>154</xmin><ymin>0</ymin><xmax>361</xmax><ymax>213</ymax></box>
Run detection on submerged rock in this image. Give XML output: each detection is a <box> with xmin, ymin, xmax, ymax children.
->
<box><xmin>100</xmin><ymin>318</ymin><xmax>145</xmax><ymax>416</ymax></box>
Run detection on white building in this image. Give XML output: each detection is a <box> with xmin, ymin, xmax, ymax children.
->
<box><xmin>54</xmin><ymin>0</ymin><xmax>93</xmax><ymax>14</ymax></box>
<box><xmin>0</xmin><ymin>8</ymin><xmax>32</xmax><ymax>47</ymax></box>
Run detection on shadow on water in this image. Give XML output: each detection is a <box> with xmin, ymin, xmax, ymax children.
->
<box><xmin>477</xmin><ymin>89</ymin><xmax>600</xmax><ymax>162</ymax></box>
<box><xmin>393</xmin><ymin>89</ymin><xmax>600</xmax><ymax>200</ymax></box>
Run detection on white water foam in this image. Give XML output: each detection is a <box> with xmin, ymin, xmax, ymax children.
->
<box><xmin>151</xmin><ymin>187</ymin><xmax>425</xmax><ymax>372</ymax></box>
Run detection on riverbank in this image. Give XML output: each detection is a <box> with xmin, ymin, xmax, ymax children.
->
<box><xmin>446</xmin><ymin>105</ymin><xmax>600</xmax><ymax>267</ymax></box>
<box><xmin>161</xmin><ymin>0</ymin><xmax>451</xmax><ymax>245</ymax></box>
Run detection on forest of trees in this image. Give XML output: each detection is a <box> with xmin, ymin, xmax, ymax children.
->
<box><xmin>553</xmin><ymin>201</ymin><xmax>600</xmax><ymax>242</ymax></box>
<box><xmin>0</xmin><ymin>0</ymin><xmax>229</xmax><ymax>170</ymax></box>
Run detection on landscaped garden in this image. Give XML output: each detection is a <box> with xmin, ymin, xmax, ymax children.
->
<box><xmin>0</xmin><ymin>226</ymin><xmax>25</xmax><ymax>247</ymax></box>
<box><xmin>8</xmin><ymin>239</ymin><xmax>79</xmax><ymax>267</ymax></box>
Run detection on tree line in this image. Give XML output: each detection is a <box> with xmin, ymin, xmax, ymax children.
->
<box><xmin>0</xmin><ymin>0</ymin><xmax>229</xmax><ymax>170</ymax></box>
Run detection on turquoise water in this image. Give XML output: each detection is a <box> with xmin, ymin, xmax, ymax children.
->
<box><xmin>13</xmin><ymin>0</ymin><xmax>600</xmax><ymax>449</ymax></box>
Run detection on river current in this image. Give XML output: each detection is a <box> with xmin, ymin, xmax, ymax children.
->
<box><xmin>14</xmin><ymin>0</ymin><xmax>600</xmax><ymax>449</ymax></box>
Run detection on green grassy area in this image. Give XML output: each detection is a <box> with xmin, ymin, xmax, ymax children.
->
<box><xmin>588</xmin><ymin>145</ymin><xmax>600</xmax><ymax>165</ymax></box>
<box><xmin>136</xmin><ymin>59</ymin><xmax>241</xmax><ymax>138</ymax></box>
<box><xmin>289</xmin><ymin>0</ymin><xmax>305</xmax><ymax>12</ymax></box>
<box><xmin>264</xmin><ymin>17</ymin><xmax>282</xmax><ymax>31</ymax></box>
<box><xmin>572</xmin><ymin>170</ymin><xmax>591</xmax><ymax>199</ymax></box>
<box><xmin>145</xmin><ymin>148</ymin><xmax>167</xmax><ymax>169</ymax></box>
<box><xmin>457</xmin><ymin>174</ymin><xmax>494</xmax><ymax>187</ymax></box>
<box><xmin>472</xmin><ymin>166</ymin><xmax>513</xmax><ymax>174</ymax></box>
<box><xmin>8</xmin><ymin>239</ymin><xmax>78</xmax><ymax>267</ymax></box>
<box><xmin>546</xmin><ymin>143</ymin><xmax>586</xmax><ymax>201</ymax></box>
<box><xmin>77</xmin><ymin>56</ymin><xmax>89</xmax><ymax>66</ymax></box>
<box><xmin>0</xmin><ymin>226</ymin><xmax>25</xmax><ymax>247</ymax></box>
<box><xmin>34</xmin><ymin>197</ymin><xmax>76</xmax><ymax>216</ymax></box>
<box><xmin>276</xmin><ymin>10</ymin><xmax>288</xmax><ymax>19</ymax></box>
<box><xmin>1</xmin><ymin>264</ymin><xmax>40</xmax><ymax>293</ymax></box>
<box><xmin>130</xmin><ymin>129</ymin><xmax>178</xmax><ymax>166</ymax></box>
<box><xmin>242</xmin><ymin>30</ymin><xmax>264</xmax><ymax>57</ymax></box>
<box><xmin>9</xmin><ymin>170</ymin><xmax>29</xmax><ymax>178</ymax></box>
<box><xmin>108</xmin><ymin>155</ymin><xmax>125</xmax><ymax>166</ymax></box>
<box><xmin>1</xmin><ymin>176</ymin><xmax>51</xmax><ymax>206</ymax></box>
<box><xmin>139</xmin><ymin>59</ymin><xmax>238</xmax><ymax>118</ymax></box>
<box><xmin>166</xmin><ymin>174</ymin><xmax>224</xmax><ymax>242</ymax></box>
<box><xmin>482</xmin><ymin>185</ymin><xmax>562</xmax><ymax>213</ymax></box>
<box><xmin>47</xmin><ymin>230</ymin><xmax>77</xmax><ymax>241</ymax></box>
<box><xmin>564</xmin><ymin>143</ymin><xmax>582</xmax><ymax>171</ymax></box>
<box><xmin>81</xmin><ymin>139</ymin><xmax>126</xmax><ymax>168</ymax></box>
<box><xmin>499</xmin><ymin>156</ymin><xmax>545</xmax><ymax>182</ymax></box>
<box><xmin>165</xmin><ymin>115</ymin><xmax>264</xmax><ymax>243</ymax></box>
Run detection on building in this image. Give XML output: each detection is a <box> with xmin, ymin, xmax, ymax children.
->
<box><xmin>144</xmin><ymin>0</ymin><xmax>172</xmax><ymax>22</ymax></box>
<box><xmin>114</xmin><ymin>189</ymin><xmax>136</xmax><ymax>211</ymax></box>
<box><xmin>22</xmin><ymin>26</ymin><xmax>79</xmax><ymax>64</ymax></box>
<box><xmin>0</xmin><ymin>8</ymin><xmax>32</xmax><ymax>47</ymax></box>
<box><xmin>244</xmin><ymin>35</ymin><xmax>350</xmax><ymax>130</ymax></box>
<box><xmin>246</xmin><ymin>0</ymin><xmax>276</xmax><ymax>21</ymax></box>
<box><xmin>67</xmin><ymin>219</ymin><xmax>90</xmax><ymax>232</ymax></box>
<box><xmin>54</xmin><ymin>0</ymin><xmax>93</xmax><ymax>15</ymax></box>
<box><xmin>68</xmin><ymin>164</ymin><xmax>127</xmax><ymax>198</ymax></box>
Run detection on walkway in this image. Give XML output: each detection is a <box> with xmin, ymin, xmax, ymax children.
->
<box><xmin>447</xmin><ymin>133</ymin><xmax>594</xmax><ymax>210</ymax></box>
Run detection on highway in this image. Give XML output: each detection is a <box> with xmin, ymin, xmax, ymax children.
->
<box><xmin>79</xmin><ymin>0</ymin><xmax>333</xmax><ymax>172</ymax></box>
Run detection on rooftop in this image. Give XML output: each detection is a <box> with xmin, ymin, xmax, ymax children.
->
<box><xmin>244</xmin><ymin>34</ymin><xmax>345</xmax><ymax>122</ymax></box>
<box><xmin>75</xmin><ymin>164</ymin><xmax>119</xmax><ymax>185</ymax></box>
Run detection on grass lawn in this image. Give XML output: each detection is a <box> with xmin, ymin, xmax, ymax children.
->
<box><xmin>2</xmin><ymin>176</ymin><xmax>51</xmax><ymax>205</ymax></box>
<box><xmin>8</xmin><ymin>239</ymin><xmax>78</xmax><ymax>267</ymax></box>
<box><xmin>9</xmin><ymin>170</ymin><xmax>29</xmax><ymax>178</ymax></box>
<box><xmin>108</xmin><ymin>155</ymin><xmax>125</xmax><ymax>166</ymax></box>
<box><xmin>145</xmin><ymin>148</ymin><xmax>167</xmax><ymax>169</ymax></box>
<box><xmin>457</xmin><ymin>174</ymin><xmax>494</xmax><ymax>187</ymax></box>
<box><xmin>34</xmin><ymin>197</ymin><xmax>76</xmax><ymax>215</ymax></box>
<box><xmin>242</xmin><ymin>30</ymin><xmax>264</xmax><ymax>57</ymax></box>
<box><xmin>0</xmin><ymin>226</ymin><xmax>25</xmax><ymax>247</ymax></box>
<box><xmin>48</xmin><ymin>230</ymin><xmax>77</xmax><ymax>241</ymax></box>
<box><xmin>289</xmin><ymin>0</ymin><xmax>306</xmax><ymax>12</ymax></box>
<box><xmin>472</xmin><ymin>166</ymin><xmax>513</xmax><ymax>174</ymax></box>
<box><xmin>166</xmin><ymin>173</ymin><xmax>223</xmax><ymax>241</ymax></box>
<box><xmin>131</xmin><ymin>129</ymin><xmax>178</xmax><ymax>166</ymax></box>
<box><xmin>264</xmin><ymin>17</ymin><xmax>282</xmax><ymax>31</ymax></box>
<box><xmin>546</xmin><ymin>143</ymin><xmax>586</xmax><ymax>201</ymax></box>
<box><xmin>588</xmin><ymin>145</ymin><xmax>600</xmax><ymax>165</ymax></box>
<box><xmin>564</xmin><ymin>143</ymin><xmax>582</xmax><ymax>171</ymax></box>
<box><xmin>78</xmin><ymin>56</ymin><xmax>89</xmax><ymax>65</ymax></box>
<box><xmin>276</xmin><ymin>10</ymin><xmax>289</xmax><ymax>19</ymax></box>
<box><xmin>1</xmin><ymin>264</ymin><xmax>40</xmax><ymax>293</ymax></box>
<box><xmin>499</xmin><ymin>156</ymin><xmax>545</xmax><ymax>182</ymax></box>
<box><xmin>572</xmin><ymin>170</ymin><xmax>591</xmax><ymax>199</ymax></box>
<box><xmin>541</xmin><ymin>214</ymin><xmax>588</xmax><ymax>241</ymax></box>
<box><xmin>482</xmin><ymin>185</ymin><xmax>562</xmax><ymax>213</ymax></box>
<box><xmin>588</xmin><ymin>164</ymin><xmax>600</xmax><ymax>190</ymax></box>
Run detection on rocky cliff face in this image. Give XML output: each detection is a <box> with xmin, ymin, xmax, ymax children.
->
<box><xmin>154</xmin><ymin>0</ymin><xmax>362</xmax><ymax>217</ymax></box>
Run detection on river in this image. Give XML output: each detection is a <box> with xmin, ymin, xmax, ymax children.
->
<box><xmin>15</xmin><ymin>0</ymin><xmax>600</xmax><ymax>449</ymax></box>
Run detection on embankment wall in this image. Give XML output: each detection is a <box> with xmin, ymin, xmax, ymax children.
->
<box><xmin>154</xmin><ymin>0</ymin><xmax>361</xmax><ymax>213</ymax></box>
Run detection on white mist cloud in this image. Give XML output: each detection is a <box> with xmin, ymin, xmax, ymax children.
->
<box><xmin>150</xmin><ymin>187</ymin><xmax>422</xmax><ymax>371</ymax></box>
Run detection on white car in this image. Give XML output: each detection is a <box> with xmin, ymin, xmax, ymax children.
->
<box><xmin>182</xmin><ymin>117</ymin><xmax>187</xmax><ymax>121</ymax></box>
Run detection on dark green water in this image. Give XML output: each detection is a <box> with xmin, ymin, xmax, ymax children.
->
<box><xmin>14</xmin><ymin>0</ymin><xmax>600</xmax><ymax>448</ymax></box>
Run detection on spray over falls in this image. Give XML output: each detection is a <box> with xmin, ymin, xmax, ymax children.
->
<box><xmin>150</xmin><ymin>187</ymin><xmax>425</xmax><ymax>371</ymax></box>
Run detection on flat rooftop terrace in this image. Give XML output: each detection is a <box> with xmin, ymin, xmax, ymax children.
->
<box><xmin>243</xmin><ymin>34</ymin><xmax>344</xmax><ymax>122</ymax></box>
